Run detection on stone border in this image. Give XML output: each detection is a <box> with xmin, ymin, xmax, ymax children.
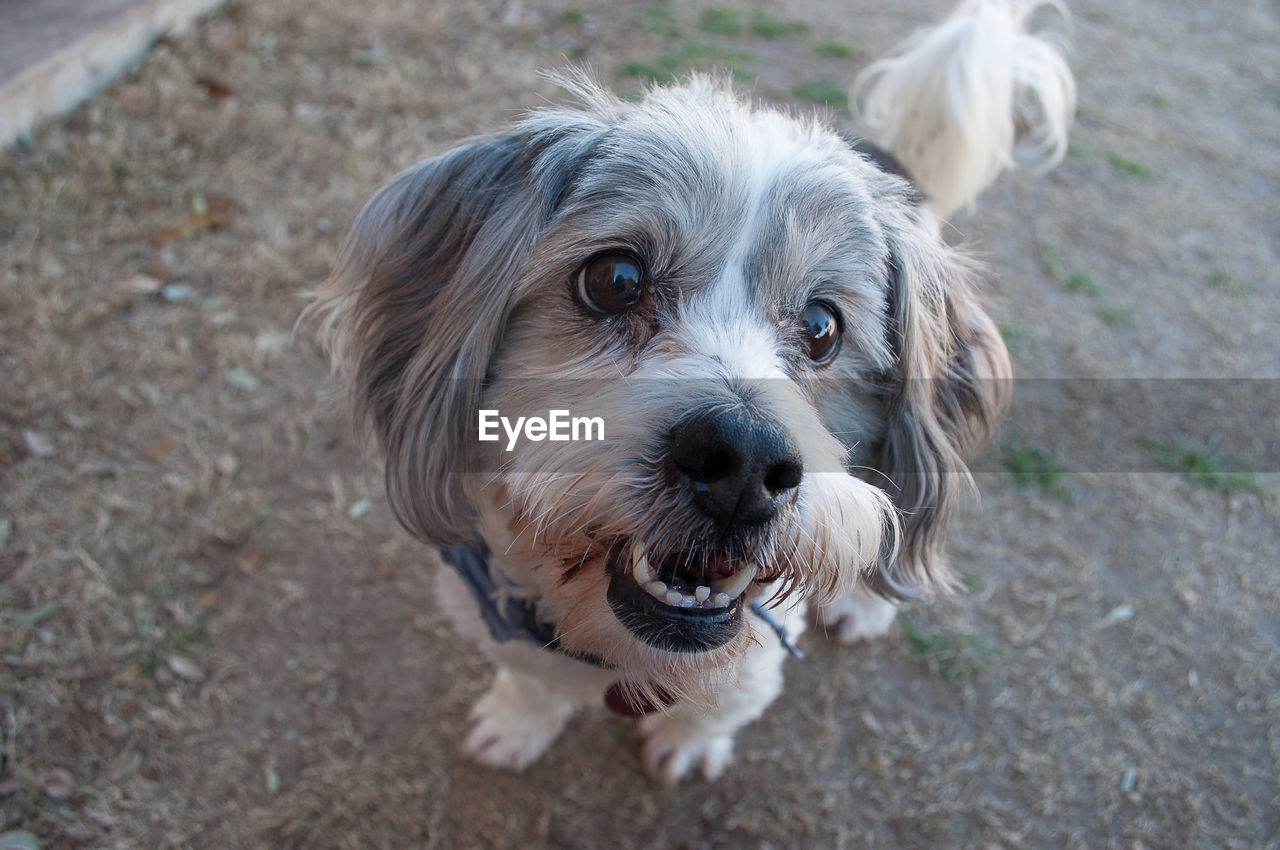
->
<box><xmin>0</xmin><ymin>0</ymin><xmax>225</xmax><ymax>146</ymax></box>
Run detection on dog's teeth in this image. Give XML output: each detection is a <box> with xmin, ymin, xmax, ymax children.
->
<box><xmin>710</xmin><ymin>562</ymin><xmax>758</xmax><ymax>601</ymax></box>
<box><xmin>636</xmin><ymin>553</ymin><xmax>752</xmax><ymax>608</ymax></box>
<box><xmin>632</xmin><ymin>552</ymin><xmax>653</xmax><ymax>585</ymax></box>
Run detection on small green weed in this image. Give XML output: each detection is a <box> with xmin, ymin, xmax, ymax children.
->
<box><xmin>698</xmin><ymin>6</ymin><xmax>742</xmax><ymax>35</ymax></box>
<box><xmin>617</xmin><ymin>60</ymin><xmax>671</xmax><ymax>83</ymax></box>
<box><xmin>996</xmin><ymin>321</ymin><xmax>1031</xmax><ymax>357</ymax></box>
<box><xmin>1065</xmin><ymin>271</ymin><xmax>1100</xmax><ymax>296</ymax></box>
<box><xmin>1042</xmin><ymin>243</ymin><xmax>1110</xmax><ymax>305</ymax></box>
<box><xmin>1097</xmin><ymin>306</ymin><xmax>1130</xmax><ymax>327</ymax></box>
<box><xmin>897</xmin><ymin>614</ymin><xmax>999</xmax><ymax>682</ymax></box>
<box><xmin>1205</xmin><ymin>271</ymin><xmax>1247</xmax><ymax>295</ymax></box>
<box><xmin>618</xmin><ymin>41</ymin><xmax>754</xmax><ymax>84</ymax></box>
<box><xmin>1000</xmin><ymin>441</ymin><xmax>1072</xmax><ymax>500</ymax></box>
<box><xmin>138</xmin><ymin>622</ymin><xmax>209</xmax><ymax>677</ymax></box>
<box><xmin>8</xmin><ymin>602</ymin><xmax>56</xmax><ymax>626</ymax></box>
<box><xmin>814</xmin><ymin>39</ymin><xmax>857</xmax><ymax>57</ymax></box>
<box><xmin>791</xmin><ymin>79</ymin><xmax>847</xmax><ymax>106</ymax></box>
<box><xmin>1143</xmin><ymin>437</ymin><xmax>1272</xmax><ymax>499</ymax></box>
<box><xmin>1105</xmin><ymin>149</ymin><xmax>1156</xmax><ymax>179</ymax></box>
<box><xmin>750</xmin><ymin>11</ymin><xmax>808</xmax><ymax>37</ymax></box>
<box><xmin>351</xmin><ymin>45</ymin><xmax>390</xmax><ymax>67</ymax></box>
<box><xmin>1039</xmin><ymin>242</ymin><xmax>1065</xmax><ymax>281</ymax></box>
<box><xmin>640</xmin><ymin>1</ymin><xmax>680</xmax><ymax>37</ymax></box>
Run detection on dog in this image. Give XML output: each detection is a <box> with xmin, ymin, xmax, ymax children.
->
<box><xmin>308</xmin><ymin>0</ymin><xmax>1074</xmax><ymax>782</ymax></box>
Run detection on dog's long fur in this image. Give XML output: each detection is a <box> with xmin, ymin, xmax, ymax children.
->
<box><xmin>309</xmin><ymin>0</ymin><xmax>1072</xmax><ymax>782</ymax></box>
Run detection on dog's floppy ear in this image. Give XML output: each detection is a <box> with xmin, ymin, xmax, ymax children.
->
<box><xmin>311</xmin><ymin>124</ymin><xmax>597</xmax><ymax>544</ymax></box>
<box><xmin>868</xmin><ymin>207</ymin><xmax>1012</xmax><ymax>598</ymax></box>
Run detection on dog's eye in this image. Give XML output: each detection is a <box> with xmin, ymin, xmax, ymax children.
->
<box><xmin>575</xmin><ymin>253</ymin><xmax>645</xmax><ymax>315</ymax></box>
<box><xmin>800</xmin><ymin>301</ymin><xmax>841</xmax><ymax>364</ymax></box>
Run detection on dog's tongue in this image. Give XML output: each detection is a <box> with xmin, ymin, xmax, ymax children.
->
<box><xmin>705</xmin><ymin>551</ymin><xmax>741</xmax><ymax>580</ymax></box>
<box><xmin>604</xmin><ymin>683</ymin><xmax>677</xmax><ymax>717</ymax></box>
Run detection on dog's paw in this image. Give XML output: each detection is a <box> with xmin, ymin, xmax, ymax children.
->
<box><xmin>462</xmin><ymin>670</ymin><xmax>572</xmax><ymax>771</ymax></box>
<box><xmin>818</xmin><ymin>587</ymin><xmax>899</xmax><ymax>644</ymax></box>
<box><xmin>637</xmin><ymin>713</ymin><xmax>735</xmax><ymax>783</ymax></box>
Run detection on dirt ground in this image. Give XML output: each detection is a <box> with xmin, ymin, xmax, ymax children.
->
<box><xmin>1</xmin><ymin>0</ymin><xmax>1277</xmax><ymax>847</ymax></box>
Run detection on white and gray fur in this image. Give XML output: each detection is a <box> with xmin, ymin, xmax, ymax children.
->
<box><xmin>310</xmin><ymin>0</ymin><xmax>1071</xmax><ymax>782</ymax></box>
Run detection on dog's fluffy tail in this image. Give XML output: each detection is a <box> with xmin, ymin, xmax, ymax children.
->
<box><xmin>852</xmin><ymin>0</ymin><xmax>1075</xmax><ymax>219</ymax></box>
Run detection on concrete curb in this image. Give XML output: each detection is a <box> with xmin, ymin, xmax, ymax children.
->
<box><xmin>0</xmin><ymin>0</ymin><xmax>225</xmax><ymax>148</ymax></box>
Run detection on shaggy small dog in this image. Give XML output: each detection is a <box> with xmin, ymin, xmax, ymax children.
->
<box><xmin>310</xmin><ymin>0</ymin><xmax>1073</xmax><ymax>782</ymax></box>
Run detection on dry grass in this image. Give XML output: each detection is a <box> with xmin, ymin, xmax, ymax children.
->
<box><xmin>2</xmin><ymin>0</ymin><xmax>1279</xmax><ymax>847</ymax></box>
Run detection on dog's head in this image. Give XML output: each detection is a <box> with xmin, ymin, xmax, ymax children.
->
<box><xmin>312</xmin><ymin>75</ymin><xmax>1009</xmax><ymax>697</ymax></box>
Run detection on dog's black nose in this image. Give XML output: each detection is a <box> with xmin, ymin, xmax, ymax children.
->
<box><xmin>668</xmin><ymin>411</ymin><xmax>803</xmax><ymax>530</ymax></box>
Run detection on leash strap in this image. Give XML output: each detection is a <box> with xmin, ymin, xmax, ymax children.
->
<box><xmin>749</xmin><ymin>601</ymin><xmax>805</xmax><ymax>659</ymax></box>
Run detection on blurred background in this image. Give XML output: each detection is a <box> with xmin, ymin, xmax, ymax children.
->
<box><xmin>0</xmin><ymin>0</ymin><xmax>1277</xmax><ymax>847</ymax></box>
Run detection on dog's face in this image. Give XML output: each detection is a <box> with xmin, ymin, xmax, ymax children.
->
<box><xmin>315</xmin><ymin>76</ymin><xmax>1009</xmax><ymax>699</ymax></box>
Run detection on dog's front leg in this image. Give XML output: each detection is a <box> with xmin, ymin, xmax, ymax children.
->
<box><xmin>463</xmin><ymin>662</ymin><xmax>592</xmax><ymax>771</ymax></box>
<box><xmin>637</xmin><ymin>600</ymin><xmax>805</xmax><ymax>783</ymax></box>
<box><xmin>816</xmin><ymin>584</ymin><xmax>899</xmax><ymax>644</ymax></box>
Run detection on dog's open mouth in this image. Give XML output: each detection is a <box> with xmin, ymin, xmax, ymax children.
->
<box><xmin>605</xmin><ymin>539</ymin><xmax>757</xmax><ymax>653</ymax></box>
